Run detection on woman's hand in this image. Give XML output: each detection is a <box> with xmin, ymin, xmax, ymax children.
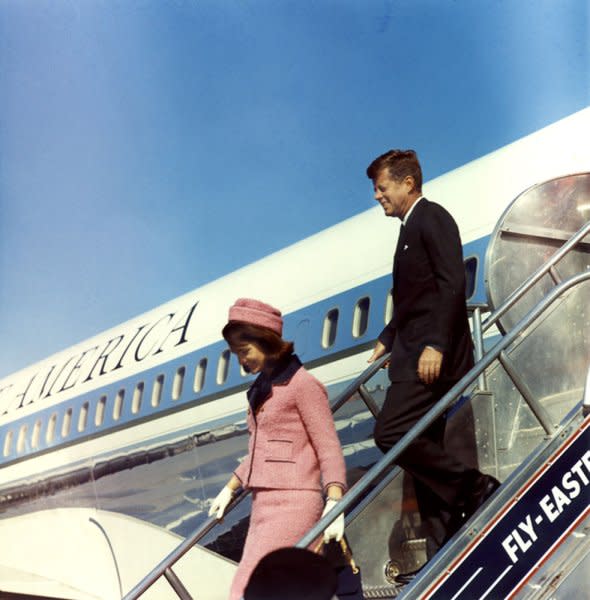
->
<box><xmin>208</xmin><ymin>486</ymin><xmax>234</xmax><ymax>519</ymax></box>
<box><xmin>321</xmin><ymin>499</ymin><xmax>344</xmax><ymax>542</ymax></box>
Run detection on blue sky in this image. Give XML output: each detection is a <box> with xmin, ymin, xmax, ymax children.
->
<box><xmin>1</xmin><ymin>0</ymin><xmax>588</xmax><ymax>378</ymax></box>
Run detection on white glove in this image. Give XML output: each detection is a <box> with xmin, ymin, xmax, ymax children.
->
<box><xmin>321</xmin><ymin>499</ymin><xmax>344</xmax><ymax>542</ymax></box>
<box><xmin>208</xmin><ymin>486</ymin><xmax>234</xmax><ymax>519</ymax></box>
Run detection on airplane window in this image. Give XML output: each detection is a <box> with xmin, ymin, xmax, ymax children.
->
<box><xmin>32</xmin><ymin>419</ymin><xmax>42</xmax><ymax>449</ymax></box>
<box><xmin>132</xmin><ymin>384</ymin><xmax>144</xmax><ymax>414</ymax></box>
<box><xmin>78</xmin><ymin>402</ymin><xmax>89</xmax><ymax>432</ymax></box>
<box><xmin>17</xmin><ymin>424</ymin><xmax>28</xmax><ymax>453</ymax></box>
<box><xmin>62</xmin><ymin>408</ymin><xmax>72</xmax><ymax>438</ymax></box>
<box><xmin>113</xmin><ymin>389</ymin><xmax>125</xmax><ymax>420</ymax></box>
<box><xmin>464</xmin><ymin>256</ymin><xmax>478</xmax><ymax>300</ymax></box>
<box><xmin>322</xmin><ymin>308</ymin><xmax>339</xmax><ymax>348</ymax></box>
<box><xmin>95</xmin><ymin>395</ymin><xmax>107</xmax><ymax>425</ymax></box>
<box><xmin>46</xmin><ymin>413</ymin><xmax>57</xmax><ymax>444</ymax></box>
<box><xmin>384</xmin><ymin>290</ymin><xmax>393</xmax><ymax>324</ymax></box>
<box><xmin>194</xmin><ymin>358</ymin><xmax>208</xmax><ymax>392</ymax></box>
<box><xmin>173</xmin><ymin>366</ymin><xmax>185</xmax><ymax>400</ymax></box>
<box><xmin>295</xmin><ymin>319</ymin><xmax>310</xmax><ymax>357</ymax></box>
<box><xmin>152</xmin><ymin>376</ymin><xmax>163</xmax><ymax>408</ymax></box>
<box><xmin>353</xmin><ymin>297</ymin><xmax>371</xmax><ymax>338</ymax></box>
<box><xmin>3</xmin><ymin>430</ymin><xmax>13</xmax><ymax>457</ymax></box>
<box><xmin>217</xmin><ymin>350</ymin><xmax>230</xmax><ymax>385</ymax></box>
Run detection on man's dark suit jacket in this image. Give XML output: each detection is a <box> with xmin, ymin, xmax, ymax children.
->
<box><xmin>378</xmin><ymin>198</ymin><xmax>474</xmax><ymax>382</ymax></box>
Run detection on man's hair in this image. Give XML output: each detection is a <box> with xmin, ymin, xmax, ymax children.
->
<box><xmin>366</xmin><ymin>149</ymin><xmax>422</xmax><ymax>192</ymax></box>
<box><xmin>222</xmin><ymin>321</ymin><xmax>294</xmax><ymax>368</ymax></box>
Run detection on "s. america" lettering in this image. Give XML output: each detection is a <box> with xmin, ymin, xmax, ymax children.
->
<box><xmin>0</xmin><ymin>300</ymin><xmax>198</xmax><ymax>417</ymax></box>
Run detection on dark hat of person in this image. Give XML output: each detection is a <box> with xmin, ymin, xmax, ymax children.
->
<box><xmin>244</xmin><ymin>547</ymin><xmax>336</xmax><ymax>600</ymax></box>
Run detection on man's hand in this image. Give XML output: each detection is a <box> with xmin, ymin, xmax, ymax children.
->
<box><xmin>368</xmin><ymin>341</ymin><xmax>388</xmax><ymax>366</ymax></box>
<box><xmin>417</xmin><ymin>346</ymin><xmax>443</xmax><ymax>384</ymax></box>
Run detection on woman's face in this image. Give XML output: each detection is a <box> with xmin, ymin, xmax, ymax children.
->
<box><xmin>231</xmin><ymin>342</ymin><xmax>267</xmax><ymax>374</ymax></box>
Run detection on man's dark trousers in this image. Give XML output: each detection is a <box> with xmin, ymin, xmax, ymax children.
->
<box><xmin>374</xmin><ymin>379</ymin><xmax>472</xmax><ymax>557</ymax></box>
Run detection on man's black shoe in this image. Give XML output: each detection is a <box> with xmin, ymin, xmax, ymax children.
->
<box><xmin>446</xmin><ymin>473</ymin><xmax>501</xmax><ymax>540</ymax></box>
<box><xmin>395</xmin><ymin>567</ymin><xmax>423</xmax><ymax>586</ymax></box>
<box><xmin>464</xmin><ymin>473</ymin><xmax>501</xmax><ymax>518</ymax></box>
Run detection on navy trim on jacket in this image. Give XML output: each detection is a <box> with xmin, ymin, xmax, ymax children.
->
<box><xmin>247</xmin><ymin>354</ymin><xmax>302</xmax><ymax>413</ymax></box>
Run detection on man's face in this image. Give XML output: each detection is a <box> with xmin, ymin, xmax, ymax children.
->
<box><xmin>373</xmin><ymin>169</ymin><xmax>413</xmax><ymax>218</ymax></box>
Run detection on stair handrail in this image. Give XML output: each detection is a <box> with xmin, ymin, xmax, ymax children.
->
<box><xmin>124</xmin><ymin>269</ymin><xmax>589</xmax><ymax>600</ymax></box>
<box><xmin>583</xmin><ymin>362</ymin><xmax>590</xmax><ymax>417</ymax></box>
<box><xmin>121</xmin><ymin>488</ymin><xmax>249</xmax><ymax>600</ymax></box>
<box><xmin>481</xmin><ymin>220</ymin><xmax>590</xmax><ymax>334</ymax></box>
<box><xmin>123</xmin><ymin>222</ymin><xmax>590</xmax><ymax>598</ymax></box>
<box><xmin>121</xmin><ymin>354</ymin><xmax>390</xmax><ymax>600</ymax></box>
<box><xmin>467</xmin><ymin>220</ymin><xmax>589</xmax><ymax>391</ymax></box>
<box><xmin>296</xmin><ymin>269</ymin><xmax>590</xmax><ymax>548</ymax></box>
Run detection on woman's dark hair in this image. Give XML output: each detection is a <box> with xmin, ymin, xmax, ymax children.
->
<box><xmin>222</xmin><ymin>321</ymin><xmax>294</xmax><ymax>368</ymax></box>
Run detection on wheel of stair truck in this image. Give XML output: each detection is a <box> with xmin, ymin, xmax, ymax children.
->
<box><xmin>484</xmin><ymin>172</ymin><xmax>590</xmax><ymax>334</ymax></box>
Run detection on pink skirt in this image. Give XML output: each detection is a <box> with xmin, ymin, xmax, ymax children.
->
<box><xmin>229</xmin><ymin>488</ymin><xmax>323</xmax><ymax>600</ymax></box>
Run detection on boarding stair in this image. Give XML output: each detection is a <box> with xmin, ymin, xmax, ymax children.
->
<box><xmin>123</xmin><ymin>173</ymin><xmax>590</xmax><ymax>599</ymax></box>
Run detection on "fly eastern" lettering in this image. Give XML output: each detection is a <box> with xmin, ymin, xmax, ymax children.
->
<box><xmin>501</xmin><ymin>449</ymin><xmax>590</xmax><ymax>563</ymax></box>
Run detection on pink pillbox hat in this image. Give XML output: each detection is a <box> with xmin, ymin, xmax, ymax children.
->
<box><xmin>228</xmin><ymin>298</ymin><xmax>283</xmax><ymax>335</ymax></box>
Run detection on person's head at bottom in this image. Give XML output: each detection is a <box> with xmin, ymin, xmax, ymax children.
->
<box><xmin>243</xmin><ymin>547</ymin><xmax>337</xmax><ymax>600</ymax></box>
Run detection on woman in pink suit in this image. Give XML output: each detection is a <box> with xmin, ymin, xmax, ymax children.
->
<box><xmin>208</xmin><ymin>298</ymin><xmax>347</xmax><ymax>600</ymax></box>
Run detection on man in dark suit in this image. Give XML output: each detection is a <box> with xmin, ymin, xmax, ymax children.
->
<box><xmin>366</xmin><ymin>149</ymin><xmax>499</xmax><ymax>580</ymax></box>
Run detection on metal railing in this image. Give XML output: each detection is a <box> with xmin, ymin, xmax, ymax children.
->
<box><xmin>123</xmin><ymin>221</ymin><xmax>589</xmax><ymax>599</ymax></box>
<box><xmin>481</xmin><ymin>220</ymin><xmax>590</xmax><ymax>335</ymax></box>
<box><xmin>583</xmin><ymin>363</ymin><xmax>590</xmax><ymax>417</ymax></box>
<box><xmin>122</xmin><ymin>354</ymin><xmax>390</xmax><ymax>600</ymax></box>
<box><xmin>468</xmin><ymin>220</ymin><xmax>590</xmax><ymax>392</ymax></box>
<box><xmin>296</xmin><ymin>269</ymin><xmax>590</xmax><ymax>548</ymax></box>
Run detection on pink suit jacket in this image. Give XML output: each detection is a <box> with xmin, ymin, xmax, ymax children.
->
<box><xmin>234</xmin><ymin>363</ymin><xmax>347</xmax><ymax>492</ymax></box>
